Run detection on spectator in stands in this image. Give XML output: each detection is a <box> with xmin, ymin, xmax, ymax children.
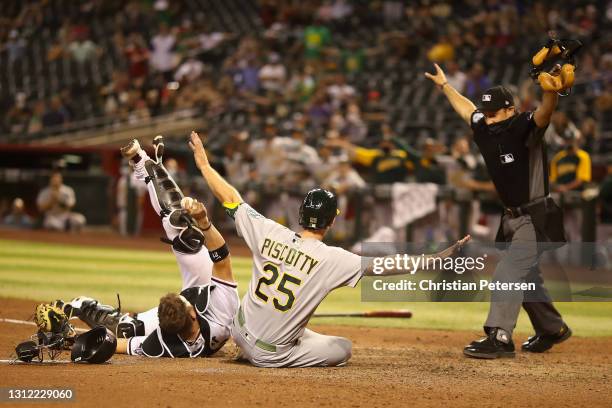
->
<box><xmin>42</xmin><ymin>96</ymin><xmax>70</xmax><ymax>129</ymax></box>
<box><xmin>343</xmin><ymin>102</ymin><xmax>367</xmax><ymax>143</ymax></box>
<box><xmin>427</xmin><ymin>35</ymin><xmax>455</xmax><ymax>63</ymax></box>
<box><xmin>448</xmin><ymin>136</ymin><xmax>498</xmax><ymax>240</ymax></box>
<box><xmin>545</xmin><ymin>111</ymin><xmax>582</xmax><ymax>153</ymax></box>
<box><xmin>198</xmin><ymin>26</ymin><xmax>229</xmax><ymax>56</ymax></box>
<box><xmin>465</xmin><ymin>63</ymin><xmax>491</xmax><ymax>100</ymax></box>
<box><xmin>124</xmin><ymin>34</ymin><xmax>149</xmax><ymax>80</ymax></box>
<box><xmin>36</xmin><ymin>171</ymin><xmax>86</xmax><ymax>232</ymax></box>
<box><xmin>5</xmin><ymin>92</ymin><xmax>31</xmax><ymax>135</ymax></box>
<box><xmin>445</xmin><ymin>61</ymin><xmax>467</xmax><ymax>93</ymax></box>
<box><xmin>225</xmin><ymin>54</ymin><xmax>260</xmax><ymax>94</ymax></box>
<box><xmin>307</xmin><ymin>89</ymin><xmax>333</xmax><ymax>129</ymax></box>
<box><xmin>249</xmin><ymin>118</ymin><xmax>285</xmax><ymax>184</ymax></box>
<box><xmin>327</xmin><ymin>73</ymin><xmax>355</xmax><ymax>109</ymax></box>
<box><xmin>3</xmin><ymin>29</ymin><xmax>26</xmax><ymax>63</ymax></box>
<box><xmin>595</xmin><ymin>81</ymin><xmax>612</xmax><ymax>113</ymax></box>
<box><xmin>150</xmin><ymin>23</ymin><xmax>177</xmax><ymax>80</ymax></box>
<box><xmin>3</xmin><ymin>198</ymin><xmax>32</xmax><ymax>229</ymax></box>
<box><xmin>68</xmin><ymin>32</ymin><xmax>99</xmax><ymax>63</ymax></box>
<box><xmin>413</xmin><ymin>138</ymin><xmax>447</xmax><ymax>185</ymax></box>
<box><xmin>174</xmin><ymin>58</ymin><xmax>205</xmax><ymax>83</ymax></box>
<box><xmin>598</xmin><ymin>160</ymin><xmax>612</xmax><ymax>243</ymax></box>
<box><xmin>303</xmin><ymin>18</ymin><xmax>331</xmax><ymax>60</ymax></box>
<box><xmin>47</xmin><ymin>39</ymin><xmax>65</xmax><ymax>62</ymax></box>
<box><xmin>390</xmin><ymin>134</ymin><xmax>446</xmax><ymax>184</ymax></box>
<box><xmin>223</xmin><ymin>131</ymin><xmax>252</xmax><ymax>188</ymax></box>
<box><xmin>550</xmin><ymin>134</ymin><xmax>592</xmax><ymax>243</ymax></box>
<box><xmin>288</xmin><ymin>64</ymin><xmax>317</xmax><ymax>102</ymax></box>
<box><xmin>580</xmin><ymin>117</ymin><xmax>600</xmax><ymax>154</ymax></box>
<box><xmin>330</xmin><ymin>138</ymin><xmax>410</xmax><ymax>184</ymax></box>
<box><xmin>259</xmin><ymin>52</ymin><xmax>287</xmax><ymax>94</ymax></box>
<box><xmin>323</xmin><ymin>157</ymin><xmax>365</xmax><ymax>240</ymax></box>
<box><xmin>27</xmin><ymin>100</ymin><xmax>46</xmax><ymax>135</ymax></box>
<box><xmin>550</xmin><ymin>134</ymin><xmax>592</xmax><ymax>194</ymax></box>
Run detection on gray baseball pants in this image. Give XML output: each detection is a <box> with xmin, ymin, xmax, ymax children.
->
<box><xmin>231</xmin><ymin>315</ymin><xmax>352</xmax><ymax>368</ymax></box>
<box><xmin>485</xmin><ymin>214</ymin><xmax>565</xmax><ymax>336</ymax></box>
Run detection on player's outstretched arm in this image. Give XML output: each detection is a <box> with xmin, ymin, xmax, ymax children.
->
<box><xmin>425</xmin><ymin>63</ymin><xmax>476</xmax><ymax>124</ymax></box>
<box><xmin>182</xmin><ymin>197</ymin><xmax>234</xmax><ymax>283</ymax></box>
<box><xmin>189</xmin><ymin>131</ymin><xmax>243</xmax><ymax>204</ymax></box>
<box><xmin>363</xmin><ymin>235</ymin><xmax>471</xmax><ymax>276</ymax></box>
<box><xmin>533</xmin><ymin>91</ymin><xmax>559</xmax><ymax>128</ymax></box>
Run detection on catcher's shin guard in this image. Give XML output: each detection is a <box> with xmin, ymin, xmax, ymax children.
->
<box><xmin>77</xmin><ymin>298</ymin><xmax>123</xmax><ymax>333</ymax></box>
<box><xmin>76</xmin><ymin>298</ymin><xmax>144</xmax><ymax>338</ymax></box>
<box><xmin>144</xmin><ymin>136</ymin><xmax>204</xmax><ymax>254</ymax></box>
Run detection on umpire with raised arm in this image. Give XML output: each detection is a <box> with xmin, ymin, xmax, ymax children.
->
<box><xmin>425</xmin><ymin>48</ymin><xmax>576</xmax><ymax>358</ymax></box>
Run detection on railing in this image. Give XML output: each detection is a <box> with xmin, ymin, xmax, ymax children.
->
<box><xmin>0</xmin><ymin>107</ymin><xmax>205</xmax><ymax>146</ymax></box>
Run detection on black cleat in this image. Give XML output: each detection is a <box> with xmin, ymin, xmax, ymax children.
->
<box><xmin>464</xmin><ymin>328</ymin><xmax>515</xmax><ymax>359</ymax></box>
<box><xmin>521</xmin><ymin>324</ymin><xmax>572</xmax><ymax>353</ymax></box>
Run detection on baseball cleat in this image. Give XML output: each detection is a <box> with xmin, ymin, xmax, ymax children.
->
<box><xmin>463</xmin><ymin>328</ymin><xmax>515</xmax><ymax>359</ymax></box>
<box><xmin>521</xmin><ymin>324</ymin><xmax>572</xmax><ymax>353</ymax></box>
<box><xmin>153</xmin><ymin>135</ymin><xmax>164</xmax><ymax>162</ymax></box>
<box><xmin>120</xmin><ymin>139</ymin><xmax>142</xmax><ymax>160</ymax></box>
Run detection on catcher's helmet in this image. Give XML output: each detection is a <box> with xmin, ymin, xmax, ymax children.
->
<box><xmin>71</xmin><ymin>326</ymin><xmax>117</xmax><ymax>364</ymax></box>
<box><xmin>299</xmin><ymin>188</ymin><xmax>338</xmax><ymax>230</ymax></box>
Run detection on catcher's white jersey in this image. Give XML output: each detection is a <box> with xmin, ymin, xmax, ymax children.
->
<box><xmin>226</xmin><ymin>202</ymin><xmax>369</xmax><ymax>345</ymax></box>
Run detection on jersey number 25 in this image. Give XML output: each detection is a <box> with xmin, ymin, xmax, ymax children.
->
<box><xmin>255</xmin><ymin>262</ymin><xmax>302</xmax><ymax>312</ymax></box>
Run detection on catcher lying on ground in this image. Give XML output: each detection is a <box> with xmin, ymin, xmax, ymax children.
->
<box><xmin>50</xmin><ymin>138</ymin><xmax>239</xmax><ymax>358</ymax></box>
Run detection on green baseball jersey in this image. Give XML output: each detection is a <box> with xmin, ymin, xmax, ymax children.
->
<box><xmin>550</xmin><ymin>148</ymin><xmax>591</xmax><ymax>187</ymax></box>
<box><xmin>225</xmin><ymin>202</ymin><xmax>367</xmax><ymax>345</ymax></box>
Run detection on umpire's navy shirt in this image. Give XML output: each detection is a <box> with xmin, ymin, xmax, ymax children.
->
<box><xmin>471</xmin><ymin>111</ymin><xmax>549</xmax><ymax>208</ymax></box>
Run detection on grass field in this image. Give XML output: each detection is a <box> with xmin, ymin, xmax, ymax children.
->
<box><xmin>1</xmin><ymin>238</ymin><xmax>611</xmax><ymax>337</ymax></box>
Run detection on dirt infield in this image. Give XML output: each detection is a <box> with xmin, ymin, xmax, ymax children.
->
<box><xmin>1</xmin><ymin>298</ymin><xmax>611</xmax><ymax>408</ymax></box>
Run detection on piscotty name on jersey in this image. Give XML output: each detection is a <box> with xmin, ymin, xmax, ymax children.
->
<box><xmin>260</xmin><ymin>238</ymin><xmax>320</xmax><ymax>275</ymax></box>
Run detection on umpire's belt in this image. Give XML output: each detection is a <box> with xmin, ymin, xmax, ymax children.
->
<box><xmin>236</xmin><ymin>306</ymin><xmax>292</xmax><ymax>353</ymax></box>
<box><xmin>504</xmin><ymin>196</ymin><xmax>551</xmax><ymax>218</ymax></box>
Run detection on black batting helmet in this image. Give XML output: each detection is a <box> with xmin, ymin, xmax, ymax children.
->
<box><xmin>71</xmin><ymin>326</ymin><xmax>117</xmax><ymax>364</ymax></box>
<box><xmin>299</xmin><ymin>188</ymin><xmax>338</xmax><ymax>230</ymax></box>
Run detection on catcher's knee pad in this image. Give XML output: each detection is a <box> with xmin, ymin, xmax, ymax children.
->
<box><xmin>144</xmin><ymin>160</ymin><xmax>184</xmax><ymax>215</ymax></box>
<box><xmin>162</xmin><ymin>210</ymin><xmax>205</xmax><ymax>254</ymax></box>
<box><xmin>116</xmin><ymin>315</ymin><xmax>145</xmax><ymax>338</ymax></box>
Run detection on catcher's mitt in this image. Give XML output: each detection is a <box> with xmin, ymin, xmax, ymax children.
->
<box><xmin>34</xmin><ymin>303</ymin><xmax>76</xmax><ymax>338</ymax></box>
<box><xmin>530</xmin><ymin>32</ymin><xmax>582</xmax><ymax>95</ymax></box>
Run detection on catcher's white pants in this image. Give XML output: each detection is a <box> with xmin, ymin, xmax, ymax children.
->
<box><xmin>132</xmin><ymin>156</ymin><xmax>213</xmax><ymax>334</ymax></box>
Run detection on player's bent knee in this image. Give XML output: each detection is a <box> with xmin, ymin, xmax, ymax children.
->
<box><xmin>328</xmin><ymin>337</ymin><xmax>352</xmax><ymax>366</ymax></box>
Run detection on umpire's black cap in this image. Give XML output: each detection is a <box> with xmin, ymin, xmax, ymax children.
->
<box><xmin>299</xmin><ymin>188</ymin><xmax>338</xmax><ymax>230</ymax></box>
<box><xmin>477</xmin><ymin>85</ymin><xmax>515</xmax><ymax>112</ymax></box>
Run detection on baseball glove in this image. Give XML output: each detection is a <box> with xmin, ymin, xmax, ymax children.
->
<box><xmin>34</xmin><ymin>304</ymin><xmax>74</xmax><ymax>336</ymax></box>
<box><xmin>530</xmin><ymin>34</ymin><xmax>582</xmax><ymax>94</ymax></box>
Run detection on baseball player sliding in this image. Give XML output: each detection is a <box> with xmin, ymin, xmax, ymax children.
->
<box><xmin>54</xmin><ymin>137</ymin><xmax>239</xmax><ymax>358</ymax></box>
<box><xmin>188</xmin><ymin>131</ymin><xmax>469</xmax><ymax>367</ymax></box>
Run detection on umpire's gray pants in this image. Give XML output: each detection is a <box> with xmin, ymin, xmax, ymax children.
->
<box><xmin>485</xmin><ymin>214</ymin><xmax>564</xmax><ymax>336</ymax></box>
<box><xmin>231</xmin><ymin>318</ymin><xmax>352</xmax><ymax>368</ymax></box>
